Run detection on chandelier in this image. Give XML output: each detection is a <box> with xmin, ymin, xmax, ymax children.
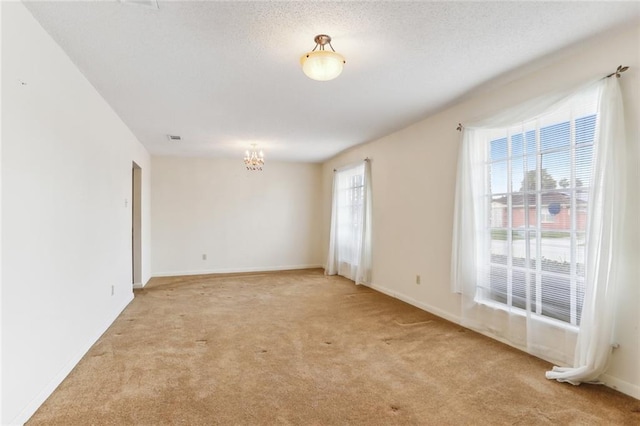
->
<box><xmin>300</xmin><ymin>34</ymin><xmax>345</xmax><ymax>81</ymax></box>
<box><xmin>244</xmin><ymin>144</ymin><xmax>264</xmax><ymax>171</ymax></box>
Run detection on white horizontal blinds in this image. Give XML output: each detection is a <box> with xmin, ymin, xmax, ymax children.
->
<box><xmin>336</xmin><ymin>164</ymin><xmax>365</xmax><ymax>271</ymax></box>
<box><xmin>484</xmin><ymin>96</ymin><xmax>598</xmax><ymax>326</ymax></box>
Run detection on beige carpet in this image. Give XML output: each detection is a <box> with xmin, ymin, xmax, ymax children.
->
<box><xmin>28</xmin><ymin>269</ymin><xmax>639</xmax><ymax>425</ymax></box>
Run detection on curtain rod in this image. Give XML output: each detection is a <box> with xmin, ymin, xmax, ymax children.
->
<box><xmin>606</xmin><ymin>65</ymin><xmax>629</xmax><ymax>79</ymax></box>
<box><xmin>455</xmin><ymin>65</ymin><xmax>630</xmax><ymax>132</ymax></box>
<box><xmin>334</xmin><ymin>158</ymin><xmax>370</xmax><ymax>172</ymax></box>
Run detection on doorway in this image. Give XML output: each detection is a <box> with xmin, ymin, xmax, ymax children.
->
<box><xmin>132</xmin><ymin>162</ymin><xmax>142</xmax><ymax>287</ymax></box>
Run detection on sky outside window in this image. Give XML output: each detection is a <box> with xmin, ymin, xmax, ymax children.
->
<box><xmin>489</xmin><ymin>115</ymin><xmax>596</xmax><ymax>194</ymax></box>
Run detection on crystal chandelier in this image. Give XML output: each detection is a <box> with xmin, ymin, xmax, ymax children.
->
<box><xmin>244</xmin><ymin>144</ymin><xmax>264</xmax><ymax>171</ymax></box>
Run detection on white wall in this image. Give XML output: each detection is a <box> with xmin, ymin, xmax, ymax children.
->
<box><xmin>151</xmin><ymin>157</ymin><xmax>322</xmax><ymax>276</ymax></box>
<box><xmin>1</xmin><ymin>2</ymin><xmax>151</xmax><ymax>424</ymax></box>
<box><xmin>322</xmin><ymin>23</ymin><xmax>640</xmax><ymax>399</ymax></box>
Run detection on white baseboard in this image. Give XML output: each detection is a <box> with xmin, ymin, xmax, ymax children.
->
<box><xmin>132</xmin><ymin>282</ymin><xmax>144</xmax><ymax>289</ymax></box>
<box><xmin>151</xmin><ymin>264</ymin><xmax>324</xmax><ymax>278</ymax></box>
<box><xmin>601</xmin><ymin>373</ymin><xmax>640</xmax><ymax>400</ymax></box>
<box><xmin>10</xmin><ymin>293</ymin><xmax>134</xmax><ymax>426</ymax></box>
<box><xmin>365</xmin><ymin>281</ymin><xmax>639</xmax><ymax>401</ymax></box>
<box><xmin>364</xmin><ymin>282</ymin><xmax>461</xmax><ymax>325</ymax></box>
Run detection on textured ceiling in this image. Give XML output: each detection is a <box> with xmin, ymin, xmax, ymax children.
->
<box><xmin>24</xmin><ymin>1</ymin><xmax>640</xmax><ymax>162</ymax></box>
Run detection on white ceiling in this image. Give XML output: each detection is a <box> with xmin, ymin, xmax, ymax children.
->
<box><xmin>24</xmin><ymin>1</ymin><xmax>640</xmax><ymax>163</ymax></box>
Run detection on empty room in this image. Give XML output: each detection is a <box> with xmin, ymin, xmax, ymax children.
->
<box><xmin>2</xmin><ymin>1</ymin><xmax>639</xmax><ymax>425</ymax></box>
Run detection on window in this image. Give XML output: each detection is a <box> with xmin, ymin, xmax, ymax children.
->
<box><xmin>337</xmin><ymin>168</ymin><xmax>364</xmax><ymax>267</ymax></box>
<box><xmin>483</xmin><ymin>114</ymin><xmax>596</xmax><ymax>326</ymax></box>
<box><xmin>452</xmin><ymin>77</ymin><xmax>627</xmax><ymax>383</ymax></box>
<box><xmin>326</xmin><ymin>161</ymin><xmax>372</xmax><ymax>284</ymax></box>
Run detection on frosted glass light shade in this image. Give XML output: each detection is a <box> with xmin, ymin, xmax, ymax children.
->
<box><xmin>300</xmin><ymin>50</ymin><xmax>345</xmax><ymax>81</ymax></box>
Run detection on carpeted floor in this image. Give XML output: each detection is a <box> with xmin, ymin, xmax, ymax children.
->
<box><xmin>28</xmin><ymin>269</ymin><xmax>639</xmax><ymax>425</ymax></box>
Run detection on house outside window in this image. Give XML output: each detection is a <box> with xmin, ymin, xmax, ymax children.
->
<box><xmin>485</xmin><ymin>114</ymin><xmax>596</xmax><ymax>326</ymax></box>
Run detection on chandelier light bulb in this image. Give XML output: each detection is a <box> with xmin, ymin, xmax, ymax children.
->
<box><xmin>244</xmin><ymin>144</ymin><xmax>265</xmax><ymax>171</ymax></box>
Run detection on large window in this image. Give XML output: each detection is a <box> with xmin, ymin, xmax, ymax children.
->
<box><xmin>452</xmin><ymin>77</ymin><xmax>627</xmax><ymax>383</ymax></box>
<box><xmin>336</xmin><ymin>169</ymin><xmax>364</xmax><ymax>266</ymax></box>
<box><xmin>326</xmin><ymin>161</ymin><xmax>372</xmax><ymax>284</ymax></box>
<box><xmin>483</xmin><ymin>114</ymin><xmax>596</xmax><ymax>326</ymax></box>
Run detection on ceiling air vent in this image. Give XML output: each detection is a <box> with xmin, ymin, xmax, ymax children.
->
<box><xmin>167</xmin><ymin>135</ymin><xmax>182</xmax><ymax>142</ymax></box>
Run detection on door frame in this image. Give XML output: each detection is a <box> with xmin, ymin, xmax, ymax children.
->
<box><xmin>132</xmin><ymin>162</ymin><xmax>142</xmax><ymax>287</ymax></box>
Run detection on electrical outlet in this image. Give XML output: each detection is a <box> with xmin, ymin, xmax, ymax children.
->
<box><xmin>111</xmin><ymin>285</ymin><xmax>115</xmax><ymax>296</ymax></box>
<box><xmin>202</xmin><ymin>254</ymin><xmax>207</xmax><ymax>260</ymax></box>
<box><xmin>416</xmin><ymin>275</ymin><xmax>421</xmax><ymax>285</ymax></box>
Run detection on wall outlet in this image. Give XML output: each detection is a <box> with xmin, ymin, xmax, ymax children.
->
<box><xmin>416</xmin><ymin>275</ymin><xmax>421</xmax><ymax>285</ymax></box>
<box><xmin>111</xmin><ymin>285</ymin><xmax>115</xmax><ymax>296</ymax></box>
<box><xmin>202</xmin><ymin>254</ymin><xmax>207</xmax><ymax>260</ymax></box>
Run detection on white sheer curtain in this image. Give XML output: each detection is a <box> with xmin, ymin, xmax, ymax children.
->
<box><xmin>451</xmin><ymin>77</ymin><xmax>627</xmax><ymax>384</ymax></box>
<box><xmin>546</xmin><ymin>78</ymin><xmax>627</xmax><ymax>384</ymax></box>
<box><xmin>326</xmin><ymin>160</ymin><xmax>372</xmax><ymax>284</ymax></box>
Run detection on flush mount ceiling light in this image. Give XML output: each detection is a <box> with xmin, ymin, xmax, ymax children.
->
<box><xmin>300</xmin><ymin>34</ymin><xmax>346</xmax><ymax>82</ymax></box>
<box><xmin>244</xmin><ymin>144</ymin><xmax>265</xmax><ymax>171</ymax></box>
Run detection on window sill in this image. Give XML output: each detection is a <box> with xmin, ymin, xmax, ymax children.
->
<box><xmin>475</xmin><ymin>297</ymin><xmax>580</xmax><ymax>333</ymax></box>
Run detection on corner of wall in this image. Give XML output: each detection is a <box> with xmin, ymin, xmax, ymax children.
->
<box><xmin>8</xmin><ymin>294</ymin><xmax>133</xmax><ymax>425</ymax></box>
